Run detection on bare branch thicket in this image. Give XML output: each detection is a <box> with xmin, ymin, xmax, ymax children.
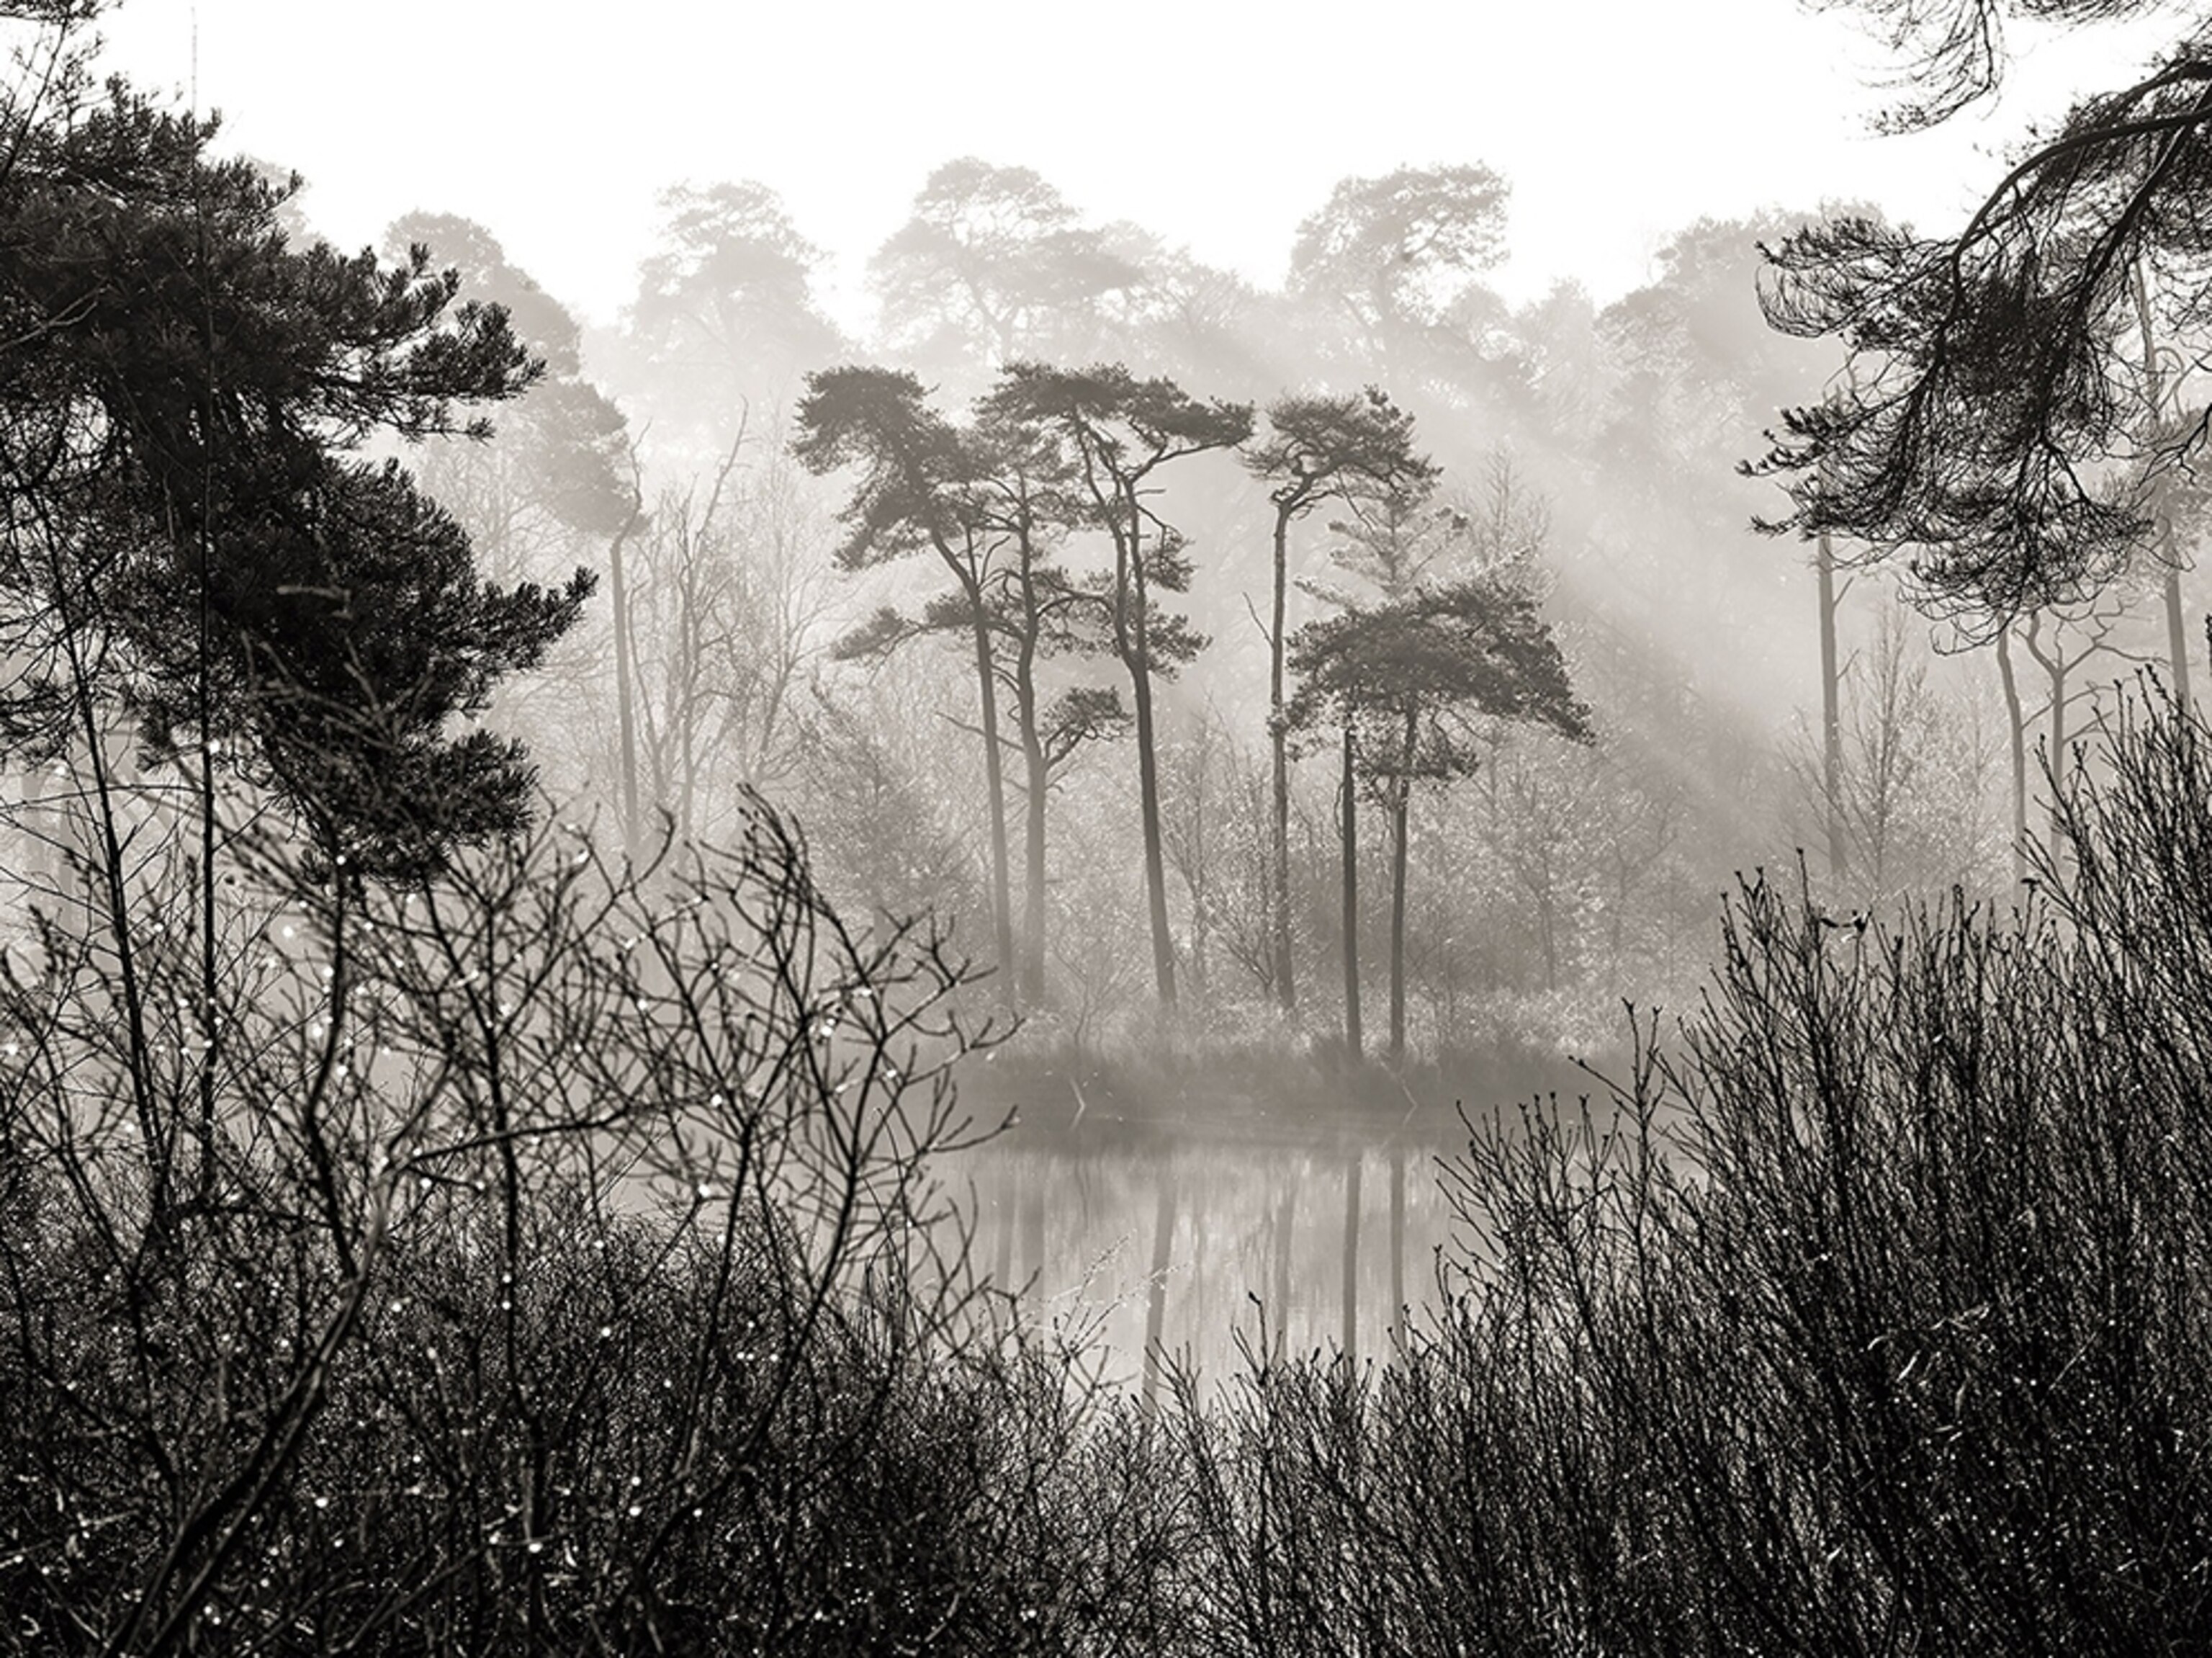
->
<box><xmin>1174</xmin><ymin>677</ymin><xmax>2212</xmax><ymax>1655</ymax></box>
<box><xmin>0</xmin><ymin>768</ymin><xmax>1197</xmax><ymax>1655</ymax></box>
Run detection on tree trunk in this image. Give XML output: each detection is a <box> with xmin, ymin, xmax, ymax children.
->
<box><xmin>2136</xmin><ymin>251</ymin><xmax>2193</xmax><ymax>713</ymax></box>
<box><xmin>1128</xmin><ymin>556</ymin><xmax>1177</xmax><ymax>1007</ymax></box>
<box><xmin>1269</xmin><ymin>506</ymin><xmax>1296</xmax><ymax>1011</ymax></box>
<box><xmin>1021</xmin><ymin>715</ymin><xmax>1048</xmax><ymax>1006</ymax></box>
<box><xmin>1817</xmin><ymin>532</ymin><xmax>1848</xmax><ymax>882</ymax></box>
<box><xmin>1011</xmin><ymin>547</ymin><xmax>1049</xmax><ymax>1005</ymax></box>
<box><xmin>967</xmin><ymin>606</ymin><xmax>1017</xmax><ymax>1003</ymax></box>
<box><xmin>609</xmin><ymin>517</ymin><xmax>642</xmax><ymax>864</ymax></box>
<box><xmin>1006</xmin><ymin>622</ymin><xmax>1048</xmax><ymax>1005</ymax></box>
<box><xmin>1130</xmin><ymin>659</ymin><xmax>1177</xmax><ymax>1008</ymax></box>
<box><xmin>1996</xmin><ymin>622</ymin><xmax>2027</xmax><ymax>890</ymax></box>
<box><xmin>1340</xmin><ymin>725</ymin><xmax>1362</xmax><ymax>1059</ymax></box>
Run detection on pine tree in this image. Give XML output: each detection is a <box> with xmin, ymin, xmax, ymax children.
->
<box><xmin>1289</xmin><ymin>577</ymin><xmax>1590</xmax><ymax>1060</ymax></box>
<box><xmin>0</xmin><ymin>79</ymin><xmax>590</xmax><ymax>882</ymax></box>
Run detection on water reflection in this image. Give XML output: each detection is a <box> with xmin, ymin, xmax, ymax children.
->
<box><xmin>959</xmin><ymin>1129</ymin><xmax>1465</xmax><ymax>1397</ymax></box>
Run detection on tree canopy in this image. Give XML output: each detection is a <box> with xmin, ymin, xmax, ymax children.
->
<box><xmin>791</xmin><ymin>364</ymin><xmax>979</xmax><ymax>568</ymax></box>
<box><xmin>629</xmin><ymin>183</ymin><xmax>842</xmax><ymax>389</ymax></box>
<box><xmin>1755</xmin><ymin>0</ymin><xmax>2212</xmax><ymax>623</ymax></box>
<box><xmin>870</xmin><ymin>158</ymin><xmax>1141</xmax><ymax>377</ymax></box>
<box><xmin>1807</xmin><ymin>0</ymin><xmax>2164</xmax><ymax>129</ymax></box>
<box><xmin>1246</xmin><ymin>387</ymin><xmax>1439</xmax><ymax>524</ymax></box>
<box><xmin>1287</xmin><ymin>576</ymin><xmax>1591</xmax><ymax>785</ymax></box>
<box><xmin>0</xmin><ymin>77</ymin><xmax>589</xmax><ymax>878</ymax></box>
<box><xmin>1290</xmin><ymin>164</ymin><xmax>1512</xmax><ymax>336</ymax></box>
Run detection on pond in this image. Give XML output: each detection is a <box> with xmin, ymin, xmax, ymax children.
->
<box><xmin>957</xmin><ymin>1125</ymin><xmax>1470</xmax><ymax>1399</ymax></box>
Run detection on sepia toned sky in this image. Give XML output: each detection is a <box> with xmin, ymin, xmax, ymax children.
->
<box><xmin>93</xmin><ymin>1</ymin><xmax>2180</xmax><ymax>328</ymax></box>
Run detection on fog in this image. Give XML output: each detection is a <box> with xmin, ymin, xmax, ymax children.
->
<box><xmin>60</xmin><ymin>4</ymin><xmax>2191</xmax><ymax>1383</ymax></box>
<box><xmin>19</xmin><ymin>0</ymin><xmax>2212</xmax><ymax>1644</ymax></box>
<box><xmin>97</xmin><ymin>0</ymin><xmax>2167</xmax><ymax>329</ymax></box>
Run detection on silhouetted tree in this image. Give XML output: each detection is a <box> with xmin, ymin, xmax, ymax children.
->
<box><xmin>792</xmin><ymin>365</ymin><xmax>1020</xmax><ymax>992</ymax></box>
<box><xmin>1290</xmin><ymin>577</ymin><xmax>1591</xmax><ymax>1061</ymax></box>
<box><xmin>984</xmin><ymin>362</ymin><xmax>1254</xmax><ymax>1007</ymax></box>
<box><xmin>1812</xmin><ymin>0</ymin><xmax>2167</xmax><ymax>130</ymax></box>
<box><xmin>1244</xmin><ymin>387</ymin><xmax>1437</xmax><ymax>1011</ymax></box>
<box><xmin>970</xmin><ymin>396</ymin><xmax>1125</xmax><ymax>1003</ymax></box>
<box><xmin>1753</xmin><ymin>14</ymin><xmax>2212</xmax><ymax>625</ymax></box>
<box><xmin>0</xmin><ymin>87</ymin><xmax>590</xmax><ymax>884</ymax></box>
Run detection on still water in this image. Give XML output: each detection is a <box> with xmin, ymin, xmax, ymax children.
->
<box><xmin>958</xmin><ymin>1129</ymin><xmax>1466</xmax><ymax>1397</ymax></box>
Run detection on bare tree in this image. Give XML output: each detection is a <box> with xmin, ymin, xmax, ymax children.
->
<box><xmin>624</xmin><ymin>418</ymin><xmax>835</xmax><ymax>843</ymax></box>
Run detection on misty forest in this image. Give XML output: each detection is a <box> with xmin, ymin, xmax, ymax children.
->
<box><xmin>13</xmin><ymin>0</ymin><xmax>2212</xmax><ymax>1649</ymax></box>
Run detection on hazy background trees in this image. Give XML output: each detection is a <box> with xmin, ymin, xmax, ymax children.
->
<box><xmin>322</xmin><ymin>143</ymin><xmax>2088</xmax><ymax>1076</ymax></box>
<box><xmin>42</xmin><ymin>6</ymin><xmax>2182</xmax><ymax>1089</ymax></box>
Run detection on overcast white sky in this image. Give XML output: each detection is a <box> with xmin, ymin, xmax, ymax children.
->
<box><xmin>91</xmin><ymin>1</ymin><xmax>2184</xmax><ymax>331</ymax></box>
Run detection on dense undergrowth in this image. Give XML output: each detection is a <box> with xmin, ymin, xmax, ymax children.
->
<box><xmin>12</xmin><ymin>686</ymin><xmax>2212</xmax><ymax>1653</ymax></box>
